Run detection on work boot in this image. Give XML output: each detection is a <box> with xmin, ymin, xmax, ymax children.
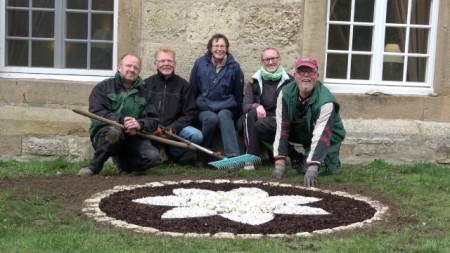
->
<box><xmin>77</xmin><ymin>167</ymin><xmax>94</xmax><ymax>176</ymax></box>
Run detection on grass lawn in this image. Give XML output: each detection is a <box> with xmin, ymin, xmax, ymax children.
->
<box><xmin>0</xmin><ymin>158</ymin><xmax>449</xmax><ymax>253</ymax></box>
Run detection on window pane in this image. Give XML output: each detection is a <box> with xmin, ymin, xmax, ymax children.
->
<box><xmin>383</xmin><ymin>61</ymin><xmax>403</xmax><ymax>81</ymax></box>
<box><xmin>407</xmin><ymin>57</ymin><xmax>426</xmax><ymax>82</ymax></box>
<box><xmin>411</xmin><ymin>0</ymin><xmax>431</xmax><ymax>25</ymax></box>
<box><xmin>66</xmin><ymin>42</ymin><xmax>87</xmax><ymax>68</ymax></box>
<box><xmin>7</xmin><ymin>10</ymin><xmax>29</xmax><ymax>37</ymax></box>
<box><xmin>32</xmin><ymin>11</ymin><xmax>54</xmax><ymax>38</ymax></box>
<box><xmin>7</xmin><ymin>0</ymin><xmax>29</xmax><ymax>7</ymax></box>
<box><xmin>32</xmin><ymin>0</ymin><xmax>55</xmax><ymax>8</ymax></box>
<box><xmin>66</xmin><ymin>13</ymin><xmax>88</xmax><ymax>39</ymax></box>
<box><xmin>384</xmin><ymin>27</ymin><xmax>406</xmax><ymax>50</ymax></box>
<box><xmin>326</xmin><ymin>54</ymin><xmax>348</xmax><ymax>79</ymax></box>
<box><xmin>329</xmin><ymin>0</ymin><xmax>351</xmax><ymax>21</ymax></box>
<box><xmin>31</xmin><ymin>41</ymin><xmax>54</xmax><ymax>67</ymax></box>
<box><xmin>92</xmin><ymin>14</ymin><xmax>113</xmax><ymax>40</ymax></box>
<box><xmin>350</xmin><ymin>55</ymin><xmax>371</xmax><ymax>80</ymax></box>
<box><xmin>328</xmin><ymin>25</ymin><xmax>350</xmax><ymax>50</ymax></box>
<box><xmin>352</xmin><ymin>26</ymin><xmax>373</xmax><ymax>51</ymax></box>
<box><xmin>92</xmin><ymin>0</ymin><xmax>114</xmax><ymax>11</ymax></box>
<box><xmin>7</xmin><ymin>40</ymin><xmax>28</xmax><ymax>66</ymax></box>
<box><xmin>386</xmin><ymin>0</ymin><xmax>408</xmax><ymax>24</ymax></box>
<box><xmin>354</xmin><ymin>0</ymin><xmax>374</xmax><ymax>22</ymax></box>
<box><xmin>409</xmin><ymin>28</ymin><xmax>429</xmax><ymax>54</ymax></box>
<box><xmin>91</xmin><ymin>43</ymin><xmax>113</xmax><ymax>69</ymax></box>
<box><xmin>67</xmin><ymin>0</ymin><xmax>88</xmax><ymax>10</ymax></box>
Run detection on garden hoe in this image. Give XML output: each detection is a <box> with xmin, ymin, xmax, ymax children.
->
<box><xmin>162</xmin><ymin>130</ymin><xmax>261</xmax><ymax>170</ymax></box>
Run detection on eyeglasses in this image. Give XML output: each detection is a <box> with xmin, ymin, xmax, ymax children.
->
<box><xmin>155</xmin><ymin>59</ymin><xmax>175</xmax><ymax>64</ymax></box>
<box><xmin>262</xmin><ymin>57</ymin><xmax>279</xmax><ymax>64</ymax></box>
<box><xmin>296</xmin><ymin>68</ymin><xmax>317</xmax><ymax>75</ymax></box>
<box><xmin>212</xmin><ymin>44</ymin><xmax>226</xmax><ymax>49</ymax></box>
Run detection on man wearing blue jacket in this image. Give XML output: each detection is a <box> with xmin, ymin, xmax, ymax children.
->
<box><xmin>189</xmin><ymin>34</ymin><xmax>244</xmax><ymax>162</ymax></box>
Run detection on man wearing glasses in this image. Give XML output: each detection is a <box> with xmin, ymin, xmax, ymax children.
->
<box><xmin>272</xmin><ymin>57</ymin><xmax>346</xmax><ymax>187</ymax></box>
<box><xmin>241</xmin><ymin>48</ymin><xmax>293</xmax><ymax>170</ymax></box>
<box><xmin>144</xmin><ymin>47</ymin><xmax>202</xmax><ymax>163</ymax></box>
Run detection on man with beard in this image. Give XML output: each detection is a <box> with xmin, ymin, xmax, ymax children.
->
<box><xmin>272</xmin><ymin>57</ymin><xmax>346</xmax><ymax>187</ymax></box>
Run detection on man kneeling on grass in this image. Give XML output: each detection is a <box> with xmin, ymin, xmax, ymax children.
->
<box><xmin>78</xmin><ymin>53</ymin><xmax>160</xmax><ymax>176</ymax></box>
<box><xmin>272</xmin><ymin>57</ymin><xmax>346</xmax><ymax>187</ymax></box>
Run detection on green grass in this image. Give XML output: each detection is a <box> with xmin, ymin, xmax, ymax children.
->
<box><xmin>1</xmin><ymin>158</ymin><xmax>449</xmax><ymax>253</ymax></box>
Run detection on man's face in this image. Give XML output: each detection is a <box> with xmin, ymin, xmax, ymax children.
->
<box><xmin>211</xmin><ymin>38</ymin><xmax>227</xmax><ymax>60</ymax></box>
<box><xmin>155</xmin><ymin>51</ymin><xmax>176</xmax><ymax>77</ymax></box>
<box><xmin>117</xmin><ymin>55</ymin><xmax>141</xmax><ymax>84</ymax></box>
<box><xmin>261</xmin><ymin>49</ymin><xmax>280</xmax><ymax>73</ymax></box>
<box><xmin>294</xmin><ymin>67</ymin><xmax>319</xmax><ymax>96</ymax></box>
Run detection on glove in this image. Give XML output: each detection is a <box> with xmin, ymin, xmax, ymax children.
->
<box><xmin>304</xmin><ymin>165</ymin><xmax>319</xmax><ymax>187</ymax></box>
<box><xmin>152</xmin><ymin>127</ymin><xmax>163</xmax><ymax>137</ymax></box>
<box><xmin>272</xmin><ymin>163</ymin><xmax>286</xmax><ymax>179</ymax></box>
<box><xmin>161</xmin><ymin>127</ymin><xmax>174</xmax><ymax>139</ymax></box>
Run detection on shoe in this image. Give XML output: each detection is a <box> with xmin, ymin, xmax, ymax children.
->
<box><xmin>243</xmin><ymin>163</ymin><xmax>255</xmax><ymax>170</ymax></box>
<box><xmin>77</xmin><ymin>167</ymin><xmax>94</xmax><ymax>176</ymax></box>
<box><xmin>289</xmin><ymin>150</ymin><xmax>307</xmax><ymax>175</ymax></box>
<box><xmin>118</xmin><ymin>169</ymin><xmax>131</xmax><ymax>176</ymax></box>
<box><xmin>177</xmin><ymin>150</ymin><xmax>198</xmax><ymax>164</ymax></box>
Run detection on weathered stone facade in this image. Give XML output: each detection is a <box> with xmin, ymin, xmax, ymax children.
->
<box><xmin>1</xmin><ymin>0</ymin><xmax>450</xmax><ymax>164</ymax></box>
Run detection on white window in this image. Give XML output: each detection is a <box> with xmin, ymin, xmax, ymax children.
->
<box><xmin>0</xmin><ymin>0</ymin><xmax>118</xmax><ymax>81</ymax></box>
<box><xmin>325</xmin><ymin>0</ymin><xmax>439</xmax><ymax>95</ymax></box>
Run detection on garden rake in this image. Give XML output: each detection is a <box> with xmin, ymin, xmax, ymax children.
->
<box><xmin>72</xmin><ymin>108</ymin><xmax>195</xmax><ymax>150</ymax></box>
<box><xmin>162</xmin><ymin>130</ymin><xmax>261</xmax><ymax>170</ymax></box>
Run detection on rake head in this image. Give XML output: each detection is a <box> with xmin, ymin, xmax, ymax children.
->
<box><xmin>208</xmin><ymin>154</ymin><xmax>261</xmax><ymax>170</ymax></box>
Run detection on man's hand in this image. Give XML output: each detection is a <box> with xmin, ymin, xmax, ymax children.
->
<box><xmin>272</xmin><ymin>163</ymin><xmax>286</xmax><ymax>179</ymax></box>
<box><xmin>304</xmin><ymin>165</ymin><xmax>319</xmax><ymax>187</ymax></box>
<box><xmin>152</xmin><ymin>127</ymin><xmax>162</xmax><ymax>136</ymax></box>
<box><xmin>161</xmin><ymin>127</ymin><xmax>174</xmax><ymax>139</ymax></box>
<box><xmin>123</xmin><ymin>117</ymin><xmax>140</xmax><ymax>135</ymax></box>
<box><xmin>256</xmin><ymin>105</ymin><xmax>266</xmax><ymax>119</ymax></box>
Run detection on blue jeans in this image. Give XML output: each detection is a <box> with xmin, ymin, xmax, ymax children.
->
<box><xmin>168</xmin><ymin>126</ymin><xmax>203</xmax><ymax>161</ymax></box>
<box><xmin>198</xmin><ymin>109</ymin><xmax>240</xmax><ymax>157</ymax></box>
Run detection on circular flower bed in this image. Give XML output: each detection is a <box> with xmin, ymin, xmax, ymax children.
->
<box><xmin>82</xmin><ymin>179</ymin><xmax>388</xmax><ymax>238</ymax></box>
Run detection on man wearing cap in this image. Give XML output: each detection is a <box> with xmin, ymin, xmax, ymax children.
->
<box><xmin>272</xmin><ymin>57</ymin><xmax>346</xmax><ymax>187</ymax></box>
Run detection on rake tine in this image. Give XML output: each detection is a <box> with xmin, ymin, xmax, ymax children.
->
<box><xmin>208</xmin><ymin>154</ymin><xmax>262</xmax><ymax>170</ymax></box>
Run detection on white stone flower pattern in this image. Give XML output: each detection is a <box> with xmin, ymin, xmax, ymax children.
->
<box><xmin>133</xmin><ymin>187</ymin><xmax>330</xmax><ymax>225</ymax></box>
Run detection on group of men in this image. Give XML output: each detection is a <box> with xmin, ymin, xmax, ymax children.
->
<box><xmin>77</xmin><ymin>34</ymin><xmax>346</xmax><ymax>188</ymax></box>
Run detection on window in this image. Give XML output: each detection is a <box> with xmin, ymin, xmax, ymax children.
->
<box><xmin>0</xmin><ymin>0</ymin><xmax>117</xmax><ymax>81</ymax></box>
<box><xmin>325</xmin><ymin>0</ymin><xmax>439</xmax><ymax>95</ymax></box>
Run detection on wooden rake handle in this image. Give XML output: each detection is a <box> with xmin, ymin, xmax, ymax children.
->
<box><xmin>72</xmin><ymin>108</ymin><xmax>195</xmax><ymax>150</ymax></box>
<box><xmin>162</xmin><ymin>129</ymin><xmax>224</xmax><ymax>160</ymax></box>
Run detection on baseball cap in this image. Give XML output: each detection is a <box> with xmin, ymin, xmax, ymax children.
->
<box><xmin>295</xmin><ymin>57</ymin><xmax>318</xmax><ymax>69</ymax></box>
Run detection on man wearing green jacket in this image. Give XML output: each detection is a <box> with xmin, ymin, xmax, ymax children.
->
<box><xmin>272</xmin><ymin>57</ymin><xmax>346</xmax><ymax>187</ymax></box>
<box><xmin>78</xmin><ymin>54</ymin><xmax>160</xmax><ymax>176</ymax></box>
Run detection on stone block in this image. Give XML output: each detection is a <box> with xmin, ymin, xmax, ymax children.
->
<box><xmin>0</xmin><ymin>134</ymin><xmax>22</xmax><ymax>157</ymax></box>
<box><xmin>23</xmin><ymin>136</ymin><xmax>69</xmax><ymax>156</ymax></box>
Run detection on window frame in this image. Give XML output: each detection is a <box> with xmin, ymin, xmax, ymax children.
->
<box><xmin>0</xmin><ymin>0</ymin><xmax>118</xmax><ymax>82</ymax></box>
<box><xmin>324</xmin><ymin>0</ymin><xmax>440</xmax><ymax>95</ymax></box>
